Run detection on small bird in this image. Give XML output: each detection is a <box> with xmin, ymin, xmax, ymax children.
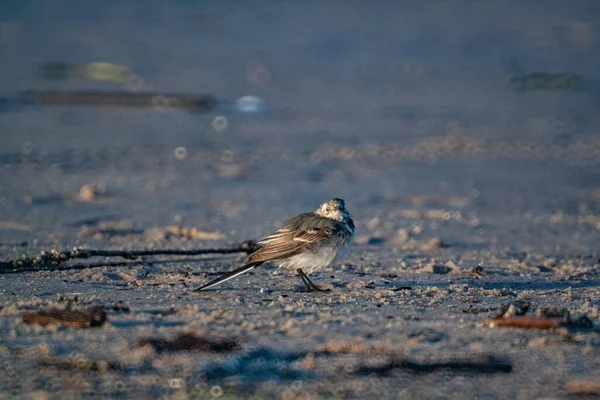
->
<box><xmin>195</xmin><ymin>198</ymin><xmax>354</xmax><ymax>292</ymax></box>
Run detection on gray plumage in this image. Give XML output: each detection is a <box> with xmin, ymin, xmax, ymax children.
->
<box><xmin>195</xmin><ymin>198</ymin><xmax>354</xmax><ymax>292</ymax></box>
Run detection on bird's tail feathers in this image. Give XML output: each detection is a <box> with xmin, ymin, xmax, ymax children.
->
<box><xmin>194</xmin><ymin>262</ymin><xmax>261</xmax><ymax>291</ymax></box>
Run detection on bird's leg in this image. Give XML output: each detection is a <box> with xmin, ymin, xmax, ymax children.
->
<box><xmin>297</xmin><ymin>270</ymin><xmax>313</xmax><ymax>291</ymax></box>
<box><xmin>296</xmin><ymin>269</ymin><xmax>330</xmax><ymax>292</ymax></box>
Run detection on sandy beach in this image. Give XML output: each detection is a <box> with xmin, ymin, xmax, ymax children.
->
<box><xmin>1</xmin><ymin>1</ymin><xmax>599</xmax><ymax>398</ymax></box>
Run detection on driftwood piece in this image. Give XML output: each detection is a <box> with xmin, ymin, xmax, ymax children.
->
<box><xmin>485</xmin><ymin>303</ymin><xmax>594</xmax><ymax>331</ymax></box>
<box><xmin>22</xmin><ymin>306</ymin><xmax>107</xmax><ymax>328</ymax></box>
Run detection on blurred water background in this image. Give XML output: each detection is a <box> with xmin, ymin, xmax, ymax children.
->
<box><xmin>1</xmin><ymin>0</ymin><xmax>600</xmax><ymax>254</ymax></box>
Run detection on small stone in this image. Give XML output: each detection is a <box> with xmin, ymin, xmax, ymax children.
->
<box><xmin>493</xmin><ymin>300</ymin><xmax>531</xmax><ymax>319</ymax></box>
<box><xmin>527</xmin><ymin>337</ymin><xmax>550</xmax><ymax>348</ymax></box>
<box><xmin>76</xmin><ymin>183</ymin><xmax>105</xmax><ymax>202</ymax></box>
<box><xmin>0</xmin><ymin>304</ymin><xmax>19</xmax><ymax>316</ymax></box>
<box><xmin>366</xmin><ymin>217</ymin><xmax>380</xmax><ymax>230</ymax></box>
<box><xmin>444</xmin><ymin>260</ymin><xmax>461</xmax><ymax>273</ymax></box>
<box><xmin>300</xmin><ymin>353</ymin><xmax>316</xmax><ymax>369</ymax></box>
<box><xmin>421</xmin><ymin>237</ymin><xmax>443</xmax><ymax>251</ymax></box>
<box><xmin>354</xmin><ymin>235</ymin><xmax>384</xmax><ymax>245</ymax></box>
<box><xmin>396</xmin><ymin>228</ymin><xmax>410</xmax><ymax>242</ymax></box>
<box><xmin>346</xmin><ymin>281</ymin><xmax>367</xmax><ymax>289</ymax></box>
<box><xmin>423</xmin><ymin>264</ymin><xmax>453</xmax><ymax>274</ymax></box>
<box><xmin>353</xmin><ymin>235</ymin><xmax>370</xmax><ymax>245</ymax></box>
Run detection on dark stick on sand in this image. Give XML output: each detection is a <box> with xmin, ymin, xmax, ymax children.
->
<box><xmin>0</xmin><ymin>240</ymin><xmax>257</xmax><ymax>274</ymax></box>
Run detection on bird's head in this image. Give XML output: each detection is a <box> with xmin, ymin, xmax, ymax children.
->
<box><xmin>315</xmin><ymin>198</ymin><xmax>352</xmax><ymax>223</ymax></box>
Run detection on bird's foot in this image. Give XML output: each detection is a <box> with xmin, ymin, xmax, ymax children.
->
<box><xmin>296</xmin><ymin>269</ymin><xmax>331</xmax><ymax>292</ymax></box>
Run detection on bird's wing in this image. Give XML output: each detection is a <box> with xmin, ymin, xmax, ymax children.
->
<box><xmin>247</xmin><ymin>213</ymin><xmax>338</xmax><ymax>264</ymax></box>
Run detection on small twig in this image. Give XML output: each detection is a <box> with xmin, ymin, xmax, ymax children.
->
<box><xmin>0</xmin><ymin>240</ymin><xmax>257</xmax><ymax>274</ymax></box>
<box><xmin>565</xmin><ymin>381</ymin><xmax>600</xmax><ymax>395</ymax></box>
<box><xmin>484</xmin><ymin>314</ymin><xmax>593</xmax><ymax>331</ymax></box>
<box><xmin>484</xmin><ymin>317</ymin><xmax>562</xmax><ymax>330</ymax></box>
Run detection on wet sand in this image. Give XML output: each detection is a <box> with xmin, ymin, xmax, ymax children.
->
<box><xmin>1</xmin><ymin>1</ymin><xmax>599</xmax><ymax>398</ymax></box>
